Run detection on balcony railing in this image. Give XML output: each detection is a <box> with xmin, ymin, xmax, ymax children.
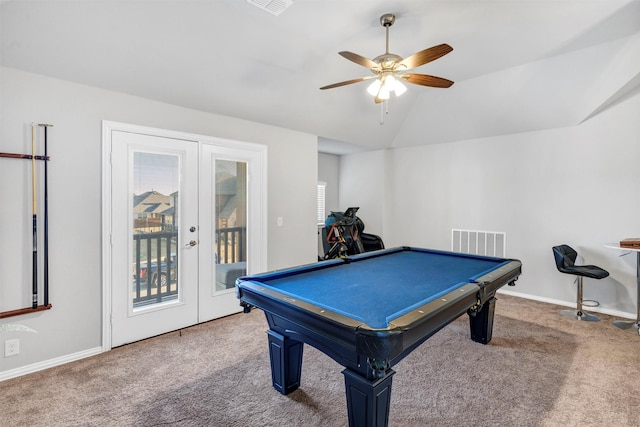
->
<box><xmin>132</xmin><ymin>227</ymin><xmax>246</xmax><ymax>307</ymax></box>
<box><xmin>132</xmin><ymin>231</ymin><xmax>178</xmax><ymax>308</ymax></box>
<box><xmin>216</xmin><ymin>226</ymin><xmax>246</xmax><ymax>264</ymax></box>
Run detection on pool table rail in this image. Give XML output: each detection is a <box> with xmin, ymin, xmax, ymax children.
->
<box><xmin>469</xmin><ymin>259</ymin><xmax>522</xmax><ymax>308</ymax></box>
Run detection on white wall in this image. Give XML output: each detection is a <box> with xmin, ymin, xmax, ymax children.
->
<box><xmin>0</xmin><ymin>67</ymin><xmax>318</xmax><ymax>376</ymax></box>
<box><xmin>318</xmin><ymin>152</ymin><xmax>340</xmax><ymax>215</ymax></box>
<box><xmin>339</xmin><ymin>150</ymin><xmax>386</xmax><ymax>237</ymax></box>
<box><xmin>341</xmin><ymin>91</ymin><xmax>640</xmax><ymax>318</ymax></box>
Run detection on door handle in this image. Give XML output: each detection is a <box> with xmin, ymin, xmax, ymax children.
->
<box><xmin>185</xmin><ymin>240</ymin><xmax>199</xmax><ymax>247</ymax></box>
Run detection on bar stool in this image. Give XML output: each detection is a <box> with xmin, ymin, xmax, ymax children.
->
<box><xmin>552</xmin><ymin>244</ymin><xmax>609</xmax><ymax>322</ymax></box>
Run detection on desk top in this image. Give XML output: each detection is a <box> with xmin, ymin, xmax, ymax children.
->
<box><xmin>605</xmin><ymin>243</ymin><xmax>640</xmax><ymax>253</ymax></box>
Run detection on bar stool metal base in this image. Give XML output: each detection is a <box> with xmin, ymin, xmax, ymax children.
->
<box><xmin>560</xmin><ymin>309</ymin><xmax>600</xmax><ymax>322</ymax></box>
<box><xmin>613</xmin><ymin>320</ymin><xmax>640</xmax><ymax>334</ymax></box>
<box><xmin>561</xmin><ymin>275</ymin><xmax>600</xmax><ymax>321</ymax></box>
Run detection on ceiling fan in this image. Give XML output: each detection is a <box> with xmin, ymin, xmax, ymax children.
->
<box><xmin>320</xmin><ymin>13</ymin><xmax>454</xmax><ymax>104</ymax></box>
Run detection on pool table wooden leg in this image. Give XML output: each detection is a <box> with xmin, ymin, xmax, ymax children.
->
<box><xmin>267</xmin><ymin>330</ymin><xmax>304</xmax><ymax>395</ymax></box>
<box><xmin>343</xmin><ymin>368</ymin><xmax>395</xmax><ymax>427</ymax></box>
<box><xmin>468</xmin><ymin>296</ymin><xmax>497</xmax><ymax>344</ymax></box>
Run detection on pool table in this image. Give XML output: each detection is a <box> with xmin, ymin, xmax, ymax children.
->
<box><xmin>236</xmin><ymin>246</ymin><xmax>522</xmax><ymax>427</ymax></box>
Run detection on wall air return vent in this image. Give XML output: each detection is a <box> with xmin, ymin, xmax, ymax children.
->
<box><xmin>247</xmin><ymin>0</ymin><xmax>293</xmax><ymax>16</ymax></box>
<box><xmin>452</xmin><ymin>228</ymin><xmax>507</xmax><ymax>258</ymax></box>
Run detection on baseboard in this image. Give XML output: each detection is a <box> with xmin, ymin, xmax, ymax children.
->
<box><xmin>497</xmin><ymin>289</ymin><xmax>636</xmax><ymax>320</ymax></box>
<box><xmin>0</xmin><ymin>346</ymin><xmax>103</xmax><ymax>382</ymax></box>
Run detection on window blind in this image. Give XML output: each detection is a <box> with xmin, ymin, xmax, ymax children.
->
<box><xmin>317</xmin><ymin>182</ymin><xmax>326</xmax><ymax>225</ymax></box>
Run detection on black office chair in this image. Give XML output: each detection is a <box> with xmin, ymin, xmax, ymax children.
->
<box><xmin>552</xmin><ymin>244</ymin><xmax>609</xmax><ymax>322</ymax></box>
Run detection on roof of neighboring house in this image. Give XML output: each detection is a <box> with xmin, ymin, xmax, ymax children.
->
<box><xmin>133</xmin><ymin>191</ymin><xmax>173</xmax><ymax>215</ymax></box>
<box><xmin>216</xmin><ymin>174</ymin><xmax>236</xmax><ymax>196</ymax></box>
<box><xmin>219</xmin><ymin>194</ymin><xmax>237</xmax><ymax>219</ymax></box>
<box><xmin>133</xmin><ymin>182</ymin><xmax>237</xmax><ymax>219</ymax></box>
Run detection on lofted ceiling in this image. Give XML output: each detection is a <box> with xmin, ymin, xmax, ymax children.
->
<box><xmin>1</xmin><ymin>0</ymin><xmax>639</xmax><ymax>154</ymax></box>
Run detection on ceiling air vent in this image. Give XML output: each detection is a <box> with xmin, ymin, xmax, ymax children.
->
<box><xmin>247</xmin><ymin>0</ymin><xmax>293</xmax><ymax>16</ymax></box>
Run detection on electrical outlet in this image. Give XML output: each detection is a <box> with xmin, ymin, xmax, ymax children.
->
<box><xmin>5</xmin><ymin>339</ymin><xmax>19</xmax><ymax>357</ymax></box>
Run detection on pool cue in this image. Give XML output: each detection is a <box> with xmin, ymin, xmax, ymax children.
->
<box><xmin>31</xmin><ymin>123</ymin><xmax>38</xmax><ymax>308</ymax></box>
<box><xmin>39</xmin><ymin>123</ymin><xmax>52</xmax><ymax>306</ymax></box>
<box><xmin>0</xmin><ymin>152</ymin><xmax>47</xmax><ymax>160</ymax></box>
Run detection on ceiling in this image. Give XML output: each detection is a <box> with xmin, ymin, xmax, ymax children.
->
<box><xmin>2</xmin><ymin>0</ymin><xmax>639</xmax><ymax>154</ymax></box>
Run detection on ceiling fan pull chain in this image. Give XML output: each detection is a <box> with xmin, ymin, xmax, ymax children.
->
<box><xmin>380</xmin><ymin>101</ymin><xmax>390</xmax><ymax>125</ymax></box>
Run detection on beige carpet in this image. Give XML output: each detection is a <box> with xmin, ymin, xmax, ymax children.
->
<box><xmin>2</xmin><ymin>295</ymin><xmax>639</xmax><ymax>426</ymax></box>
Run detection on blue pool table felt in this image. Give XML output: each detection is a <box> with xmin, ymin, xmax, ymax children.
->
<box><xmin>252</xmin><ymin>250</ymin><xmax>508</xmax><ymax>329</ymax></box>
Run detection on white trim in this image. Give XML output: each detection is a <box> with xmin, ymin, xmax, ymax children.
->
<box><xmin>497</xmin><ymin>288</ymin><xmax>636</xmax><ymax>319</ymax></box>
<box><xmin>0</xmin><ymin>346</ymin><xmax>103</xmax><ymax>382</ymax></box>
<box><xmin>101</xmin><ymin>122</ymin><xmax>113</xmax><ymax>352</ymax></box>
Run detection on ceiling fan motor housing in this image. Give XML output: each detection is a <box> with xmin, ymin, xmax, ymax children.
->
<box><xmin>373</xmin><ymin>53</ymin><xmax>403</xmax><ymax>71</ymax></box>
<box><xmin>380</xmin><ymin>13</ymin><xmax>396</xmax><ymax>27</ymax></box>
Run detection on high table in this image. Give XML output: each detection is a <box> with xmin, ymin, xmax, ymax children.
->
<box><xmin>604</xmin><ymin>243</ymin><xmax>640</xmax><ymax>334</ymax></box>
<box><xmin>236</xmin><ymin>246</ymin><xmax>522</xmax><ymax>427</ymax></box>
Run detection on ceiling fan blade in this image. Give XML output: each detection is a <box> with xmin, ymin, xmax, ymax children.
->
<box><xmin>339</xmin><ymin>51</ymin><xmax>379</xmax><ymax>69</ymax></box>
<box><xmin>402</xmin><ymin>73</ymin><xmax>454</xmax><ymax>88</ymax></box>
<box><xmin>398</xmin><ymin>44</ymin><xmax>453</xmax><ymax>70</ymax></box>
<box><xmin>320</xmin><ymin>76</ymin><xmax>374</xmax><ymax>90</ymax></box>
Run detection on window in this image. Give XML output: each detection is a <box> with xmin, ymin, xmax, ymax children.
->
<box><xmin>317</xmin><ymin>182</ymin><xmax>326</xmax><ymax>225</ymax></box>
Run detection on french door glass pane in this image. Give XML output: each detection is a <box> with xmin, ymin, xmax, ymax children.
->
<box><xmin>131</xmin><ymin>152</ymin><xmax>180</xmax><ymax>308</ymax></box>
<box><xmin>215</xmin><ymin>160</ymin><xmax>247</xmax><ymax>291</ymax></box>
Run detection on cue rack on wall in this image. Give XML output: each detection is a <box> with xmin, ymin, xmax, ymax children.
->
<box><xmin>0</xmin><ymin>123</ymin><xmax>53</xmax><ymax>319</ymax></box>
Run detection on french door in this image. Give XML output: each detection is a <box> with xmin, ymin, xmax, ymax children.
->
<box><xmin>198</xmin><ymin>144</ymin><xmax>265</xmax><ymax>322</ymax></box>
<box><xmin>104</xmin><ymin>123</ymin><xmax>266</xmax><ymax>348</ymax></box>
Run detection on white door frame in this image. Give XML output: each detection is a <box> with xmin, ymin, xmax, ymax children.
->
<box><xmin>101</xmin><ymin>121</ymin><xmax>267</xmax><ymax>351</ymax></box>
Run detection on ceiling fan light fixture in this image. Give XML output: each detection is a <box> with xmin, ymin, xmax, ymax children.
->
<box><xmin>366</xmin><ymin>78</ymin><xmax>382</xmax><ymax>96</ymax></box>
<box><xmin>393</xmin><ymin>79</ymin><xmax>407</xmax><ymax>96</ymax></box>
<box><xmin>367</xmin><ymin>75</ymin><xmax>406</xmax><ymax>99</ymax></box>
<box><xmin>387</xmin><ymin>75</ymin><xmax>407</xmax><ymax>97</ymax></box>
<box><xmin>378</xmin><ymin>83</ymin><xmax>391</xmax><ymax>100</ymax></box>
